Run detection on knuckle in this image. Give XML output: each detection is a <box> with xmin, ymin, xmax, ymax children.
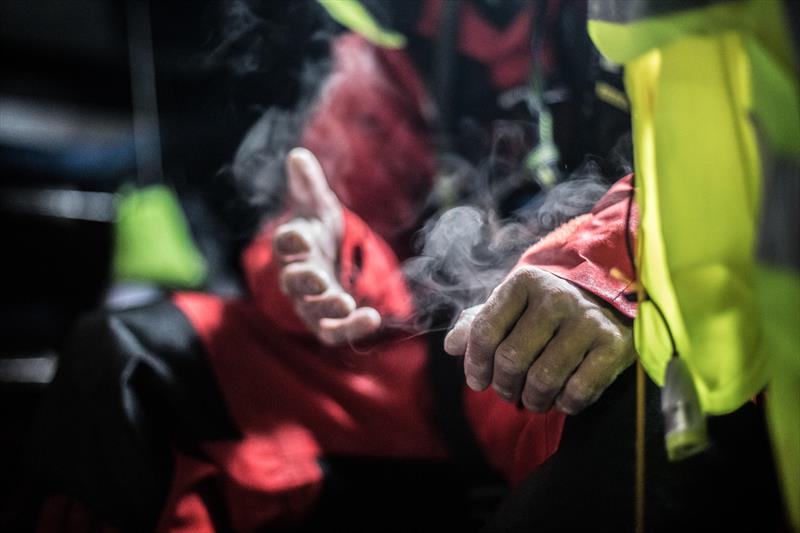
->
<box><xmin>464</xmin><ymin>358</ymin><xmax>490</xmax><ymax>379</ymax></box>
<box><xmin>492</xmin><ymin>382</ymin><xmax>516</xmax><ymax>402</ymax></box>
<box><xmin>469</xmin><ymin>318</ymin><xmax>499</xmax><ymax>350</ymax></box>
<box><xmin>464</xmin><ymin>362</ymin><xmax>491</xmax><ymax>389</ymax></box>
<box><xmin>603</xmin><ymin>331</ymin><xmax>626</xmax><ymax>353</ymax></box>
<box><xmin>581</xmin><ymin>306</ymin><xmax>603</xmax><ymax>323</ymax></box>
<box><xmin>494</xmin><ymin>346</ymin><xmax>525</xmax><ymax>375</ymax></box>
<box><xmin>511</xmin><ymin>265</ymin><xmax>541</xmax><ymax>288</ymax></box>
<box><xmin>521</xmin><ymin>388</ymin><xmax>547</xmax><ymax>412</ymax></box>
<box><xmin>586</xmin><ymin>309</ymin><xmax>613</xmax><ymax>331</ymax></box>
<box><xmin>526</xmin><ymin>371</ymin><xmax>559</xmax><ymax>398</ymax></box>
<box><xmin>458</xmin><ymin>305</ymin><xmax>479</xmax><ymax>321</ymax></box>
<box><xmin>578</xmin><ymin>311</ymin><xmax>616</xmax><ymax>341</ymax></box>
<box><xmin>538</xmin><ymin>291</ymin><xmax>568</xmax><ymax>315</ymax></box>
<box><xmin>528</xmin><ymin>366</ymin><xmax>559</xmax><ymax>396</ymax></box>
<box><xmin>557</xmin><ymin>395</ymin><xmax>585</xmax><ymax>415</ymax></box>
<box><xmin>549</xmin><ymin>287</ymin><xmax>573</xmax><ymax>308</ymax></box>
<box><xmin>509</xmin><ymin>266</ymin><xmax>530</xmax><ymax>284</ymax></box>
<box><xmin>596</xmin><ymin>325</ymin><xmax>627</xmax><ymax>352</ymax></box>
<box><xmin>564</xmin><ymin>378</ymin><xmax>594</xmax><ymax>405</ymax></box>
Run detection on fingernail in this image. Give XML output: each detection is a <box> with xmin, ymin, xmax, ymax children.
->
<box><xmin>363</xmin><ymin>307</ymin><xmax>381</xmax><ymax>327</ymax></box>
<box><xmin>466</xmin><ymin>375</ymin><xmax>483</xmax><ymax>391</ymax></box>
<box><xmin>289</xmin><ymin>147</ymin><xmax>311</xmax><ymax>162</ymax></box>
<box><xmin>443</xmin><ymin>330</ymin><xmax>457</xmax><ymax>353</ymax></box>
<box><xmin>555</xmin><ymin>399</ymin><xmax>576</xmax><ymax>415</ymax></box>
<box><xmin>492</xmin><ymin>384</ymin><xmax>513</xmax><ymax>401</ymax></box>
<box><xmin>524</xmin><ymin>397</ymin><xmax>547</xmax><ymax>412</ymax></box>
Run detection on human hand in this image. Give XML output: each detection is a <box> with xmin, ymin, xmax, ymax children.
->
<box><xmin>444</xmin><ymin>266</ymin><xmax>635</xmax><ymax>414</ymax></box>
<box><xmin>272</xmin><ymin>148</ymin><xmax>381</xmax><ymax>346</ymax></box>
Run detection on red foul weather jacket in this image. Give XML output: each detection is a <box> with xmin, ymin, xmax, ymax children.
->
<box><xmin>35</xmin><ymin>33</ymin><xmax>637</xmax><ymax>533</ymax></box>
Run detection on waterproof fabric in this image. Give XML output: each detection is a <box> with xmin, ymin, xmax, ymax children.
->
<box><xmin>588</xmin><ymin>0</ymin><xmax>794</xmax><ymax>414</ymax></box>
<box><xmin>482</xmin><ymin>368</ymin><xmax>782</xmax><ymax>533</ymax></box>
<box><xmin>35</xmin><ymin>31</ymin><xmax>639</xmax><ymax>533</ymax></box>
<box><xmin>625</xmin><ymin>34</ymin><xmax>767</xmax><ymax>415</ymax></box>
<box><xmin>35</xmin><ymin>176</ymin><xmax>638</xmax><ymax>533</ymax></box>
<box><xmin>512</xmin><ymin>174</ymin><xmax>638</xmax><ymax>319</ymax></box>
<box><xmin>32</xmin><ymin>300</ymin><xmax>239</xmax><ymax>532</ymax></box>
<box><xmin>160</xmin><ymin>179</ymin><xmax>637</xmax><ymax>531</ymax></box>
<box><xmin>589</xmin><ymin>0</ymin><xmax>800</xmax><ymax>527</ymax></box>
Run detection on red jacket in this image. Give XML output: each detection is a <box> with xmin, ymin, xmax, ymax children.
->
<box><xmin>36</xmin><ymin>33</ymin><xmax>638</xmax><ymax>533</ymax></box>
<box><xmin>161</xmin><ymin>35</ymin><xmax>638</xmax><ymax>532</ymax></box>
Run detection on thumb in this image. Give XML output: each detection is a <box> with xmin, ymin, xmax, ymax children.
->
<box><xmin>286</xmin><ymin>148</ymin><xmax>341</xmax><ymax>228</ymax></box>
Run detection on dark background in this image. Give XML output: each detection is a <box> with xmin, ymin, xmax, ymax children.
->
<box><xmin>0</xmin><ymin>1</ymin><xmax>280</xmax><ymax>527</ymax></box>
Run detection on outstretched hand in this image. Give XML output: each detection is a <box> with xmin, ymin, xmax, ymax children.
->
<box><xmin>272</xmin><ymin>148</ymin><xmax>381</xmax><ymax>346</ymax></box>
<box><xmin>444</xmin><ymin>266</ymin><xmax>635</xmax><ymax>414</ymax></box>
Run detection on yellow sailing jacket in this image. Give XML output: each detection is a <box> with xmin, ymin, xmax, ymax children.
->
<box><xmin>588</xmin><ymin>1</ymin><xmax>799</xmax><ymax>527</ymax></box>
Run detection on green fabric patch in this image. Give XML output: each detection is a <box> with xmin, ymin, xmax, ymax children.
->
<box><xmin>318</xmin><ymin>0</ymin><xmax>406</xmax><ymax>48</ymax></box>
<box><xmin>113</xmin><ymin>185</ymin><xmax>207</xmax><ymax>288</ymax></box>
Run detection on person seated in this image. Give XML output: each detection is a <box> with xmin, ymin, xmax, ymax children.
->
<box><xmin>30</xmin><ymin>17</ymin><xmax>639</xmax><ymax>531</ymax></box>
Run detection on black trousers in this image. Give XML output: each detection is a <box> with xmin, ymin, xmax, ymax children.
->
<box><xmin>483</xmin><ymin>366</ymin><xmax>783</xmax><ymax>533</ymax></box>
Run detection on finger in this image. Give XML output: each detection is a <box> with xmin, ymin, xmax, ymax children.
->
<box><xmin>273</xmin><ymin>222</ymin><xmax>313</xmax><ymax>259</ymax></box>
<box><xmin>298</xmin><ymin>291</ymin><xmax>356</xmax><ymax>321</ymax></box>
<box><xmin>554</xmin><ymin>342</ymin><xmax>635</xmax><ymax>414</ymax></box>
<box><xmin>464</xmin><ymin>277</ymin><xmax>528</xmax><ymax>391</ymax></box>
<box><xmin>286</xmin><ymin>148</ymin><xmax>339</xmax><ymax>223</ymax></box>
<box><xmin>318</xmin><ymin>307</ymin><xmax>381</xmax><ymax>346</ymax></box>
<box><xmin>490</xmin><ymin>308</ymin><xmax>558</xmax><ymax>403</ymax></box>
<box><xmin>521</xmin><ymin>323</ymin><xmax>593</xmax><ymax>412</ymax></box>
<box><xmin>280</xmin><ymin>263</ymin><xmax>330</xmax><ymax>297</ymax></box>
<box><xmin>444</xmin><ymin>305</ymin><xmax>482</xmax><ymax>356</ymax></box>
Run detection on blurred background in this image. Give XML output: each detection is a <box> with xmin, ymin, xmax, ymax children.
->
<box><xmin>0</xmin><ymin>1</ymin><xmax>288</xmax><ymax>526</ymax></box>
<box><xmin>2</xmin><ymin>2</ymin><xmax>794</xmax><ymax>532</ymax></box>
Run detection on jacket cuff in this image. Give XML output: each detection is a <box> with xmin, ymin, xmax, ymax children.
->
<box><xmin>338</xmin><ymin>207</ymin><xmax>414</xmax><ymax>322</ymax></box>
<box><xmin>242</xmin><ymin>207</ymin><xmax>413</xmax><ymax>335</ymax></box>
<box><xmin>514</xmin><ymin>174</ymin><xmax>639</xmax><ymax>319</ymax></box>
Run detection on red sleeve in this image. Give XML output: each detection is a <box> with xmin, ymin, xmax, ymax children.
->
<box><xmin>515</xmin><ymin>174</ymin><xmax>639</xmax><ymax>318</ymax></box>
<box><xmin>241</xmin><ymin>207</ymin><xmax>414</xmax><ymax>334</ymax></box>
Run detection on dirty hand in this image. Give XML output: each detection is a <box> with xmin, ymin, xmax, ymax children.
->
<box><xmin>444</xmin><ymin>266</ymin><xmax>635</xmax><ymax>414</ymax></box>
<box><xmin>272</xmin><ymin>148</ymin><xmax>381</xmax><ymax>346</ymax></box>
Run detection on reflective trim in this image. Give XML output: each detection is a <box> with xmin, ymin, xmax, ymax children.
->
<box><xmin>318</xmin><ymin>0</ymin><xmax>406</xmax><ymax>48</ymax></box>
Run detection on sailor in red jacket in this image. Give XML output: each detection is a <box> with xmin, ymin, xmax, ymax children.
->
<box><xmin>157</xmin><ymin>157</ymin><xmax>636</xmax><ymax>532</ymax></box>
<box><xmin>33</xmin><ymin>162</ymin><xmax>637</xmax><ymax>532</ymax></box>
<box><xmin>32</xmin><ymin>15</ymin><xmax>639</xmax><ymax>533</ymax></box>
<box><xmin>150</xmin><ymin>30</ymin><xmax>637</xmax><ymax>527</ymax></box>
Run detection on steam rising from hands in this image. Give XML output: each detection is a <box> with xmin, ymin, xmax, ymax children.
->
<box><xmin>444</xmin><ymin>267</ymin><xmax>636</xmax><ymax>414</ymax></box>
<box><xmin>402</xmin><ymin>171</ymin><xmax>610</xmax><ymax>330</ymax></box>
<box><xmin>402</xmin><ymin>159</ymin><xmax>634</xmax><ymax>415</ymax></box>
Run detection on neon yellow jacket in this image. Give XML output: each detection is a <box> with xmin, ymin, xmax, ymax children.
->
<box><xmin>588</xmin><ymin>0</ymin><xmax>799</xmax><ymax>527</ymax></box>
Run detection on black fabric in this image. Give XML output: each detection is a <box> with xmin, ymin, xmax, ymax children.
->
<box><xmin>302</xmin><ymin>456</ymin><xmax>495</xmax><ymax>533</ymax></box>
<box><xmin>426</xmin><ymin>329</ymin><xmax>500</xmax><ymax>480</ymax></box>
<box><xmin>786</xmin><ymin>0</ymin><xmax>800</xmax><ymax>75</ymax></box>
<box><xmin>483</xmin><ymin>367</ymin><xmax>783</xmax><ymax>533</ymax></box>
<box><xmin>30</xmin><ymin>299</ymin><xmax>239</xmax><ymax>532</ymax></box>
<box><xmin>756</xmin><ymin>155</ymin><xmax>800</xmax><ymax>271</ymax></box>
<box><xmin>401</xmin><ymin>1</ymin><xmax>630</xmax><ymax>175</ymax></box>
<box><xmin>360</xmin><ymin>0</ymin><xmax>530</xmax><ymax>38</ymax></box>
